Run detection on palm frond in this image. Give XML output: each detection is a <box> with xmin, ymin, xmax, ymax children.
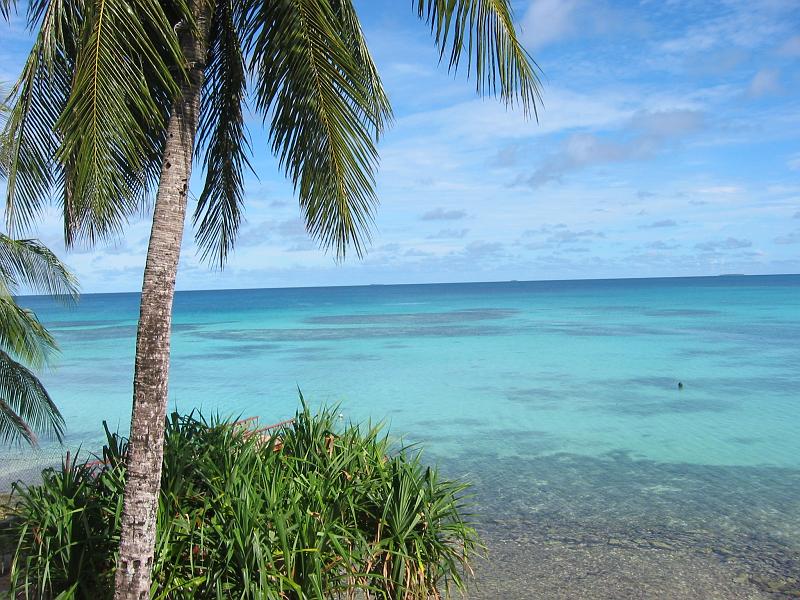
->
<box><xmin>0</xmin><ymin>397</ymin><xmax>36</xmax><ymax>446</ymax></box>
<box><xmin>414</xmin><ymin>0</ymin><xmax>542</xmax><ymax>117</ymax></box>
<box><xmin>0</xmin><ymin>82</ymin><xmax>10</xmax><ymax>178</ymax></box>
<box><xmin>55</xmin><ymin>0</ymin><xmax>187</xmax><ymax>245</ymax></box>
<box><xmin>193</xmin><ymin>0</ymin><xmax>252</xmax><ymax>267</ymax></box>
<box><xmin>3</xmin><ymin>0</ymin><xmax>189</xmax><ymax>244</ymax></box>
<box><xmin>330</xmin><ymin>0</ymin><xmax>393</xmax><ymax>134</ymax></box>
<box><xmin>0</xmin><ymin>234</ymin><xmax>79</xmax><ymax>301</ymax></box>
<box><xmin>0</xmin><ymin>348</ymin><xmax>64</xmax><ymax>446</ymax></box>
<box><xmin>0</xmin><ymin>0</ymin><xmax>15</xmax><ymax>20</ymax></box>
<box><xmin>2</xmin><ymin>0</ymin><xmax>77</xmax><ymax>235</ymax></box>
<box><xmin>245</xmin><ymin>0</ymin><xmax>392</xmax><ymax>258</ymax></box>
<box><xmin>0</xmin><ymin>292</ymin><xmax>56</xmax><ymax>369</ymax></box>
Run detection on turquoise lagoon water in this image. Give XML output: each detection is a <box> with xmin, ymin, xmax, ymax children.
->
<box><xmin>4</xmin><ymin>275</ymin><xmax>800</xmax><ymax>591</ymax></box>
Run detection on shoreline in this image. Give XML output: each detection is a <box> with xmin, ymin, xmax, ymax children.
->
<box><xmin>2</xmin><ymin>513</ymin><xmax>797</xmax><ymax>598</ymax></box>
<box><xmin>3</xmin><ymin>448</ymin><xmax>800</xmax><ymax>597</ymax></box>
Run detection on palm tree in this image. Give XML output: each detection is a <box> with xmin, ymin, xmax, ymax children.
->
<box><xmin>0</xmin><ymin>235</ymin><xmax>78</xmax><ymax>445</ymax></box>
<box><xmin>1</xmin><ymin>0</ymin><xmax>541</xmax><ymax>597</ymax></box>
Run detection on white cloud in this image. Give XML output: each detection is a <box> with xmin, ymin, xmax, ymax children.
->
<box><xmin>521</xmin><ymin>0</ymin><xmax>581</xmax><ymax>49</ymax></box>
<box><xmin>694</xmin><ymin>185</ymin><xmax>742</xmax><ymax>195</ymax></box>
<box><xmin>774</xmin><ymin>231</ymin><xmax>800</xmax><ymax>245</ymax></box>
<box><xmin>522</xmin><ymin>109</ymin><xmax>705</xmax><ymax>186</ymax></box>
<box><xmin>787</xmin><ymin>154</ymin><xmax>800</xmax><ymax>171</ymax></box>
<box><xmin>659</xmin><ymin>1</ymin><xmax>793</xmax><ymax>56</ymax></box>
<box><xmin>426</xmin><ymin>229</ymin><xmax>469</xmax><ymax>240</ymax></box>
<box><xmin>747</xmin><ymin>68</ymin><xmax>781</xmax><ymax>97</ymax></box>
<box><xmin>420</xmin><ymin>208</ymin><xmax>467</xmax><ymax>221</ymax></box>
<box><xmin>645</xmin><ymin>240</ymin><xmax>681</xmax><ymax>250</ymax></box>
<box><xmin>695</xmin><ymin>237</ymin><xmax>752</xmax><ymax>251</ymax></box>
<box><xmin>520</xmin><ymin>225</ymin><xmax>605</xmax><ymax>249</ymax></box>
<box><xmin>779</xmin><ymin>35</ymin><xmax>800</xmax><ymax>56</ymax></box>
<box><xmin>640</xmin><ymin>219</ymin><xmax>678</xmax><ymax>229</ymax></box>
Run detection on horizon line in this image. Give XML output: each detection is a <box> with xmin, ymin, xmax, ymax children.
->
<box><xmin>16</xmin><ymin>272</ymin><xmax>800</xmax><ymax>298</ymax></box>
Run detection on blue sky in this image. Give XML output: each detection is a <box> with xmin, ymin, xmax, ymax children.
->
<box><xmin>2</xmin><ymin>0</ymin><xmax>799</xmax><ymax>293</ymax></box>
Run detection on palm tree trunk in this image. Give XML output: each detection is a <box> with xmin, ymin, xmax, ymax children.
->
<box><xmin>113</xmin><ymin>4</ymin><xmax>211</xmax><ymax>598</ymax></box>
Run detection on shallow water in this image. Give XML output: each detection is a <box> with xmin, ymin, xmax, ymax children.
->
<box><xmin>3</xmin><ymin>275</ymin><xmax>799</xmax><ymax>596</ymax></box>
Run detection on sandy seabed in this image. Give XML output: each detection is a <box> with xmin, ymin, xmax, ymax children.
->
<box><xmin>470</xmin><ymin>519</ymin><xmax>799</xmax><ymax>599</ymax></box>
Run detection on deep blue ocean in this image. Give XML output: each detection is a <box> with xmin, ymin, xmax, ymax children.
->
<box><xmin>4</xmin><ymin>275</ymin><xmax>800</xmax><ymax>595</ymax></box>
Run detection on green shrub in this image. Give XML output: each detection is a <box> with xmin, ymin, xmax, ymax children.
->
<box><xmin>8</xmin><ymin>398</ymin><xmax>481</xmax><ymax>599</ymax></box>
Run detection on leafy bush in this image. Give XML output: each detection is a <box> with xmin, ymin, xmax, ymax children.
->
<box><xmin>9</xmin><ymin>399</ymin><xmax>480</xmax><ymax>599</ymax></box>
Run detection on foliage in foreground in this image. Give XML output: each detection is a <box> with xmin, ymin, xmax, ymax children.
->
<box><xmin>9</xmin><ymin>401</ymin><xmax>480</xmax><ymax>599</ymax></box>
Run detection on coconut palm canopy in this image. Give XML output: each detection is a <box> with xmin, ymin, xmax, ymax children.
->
<box><xmin>1</xmin><ymin>0</ymin><xmax>540</xmax><ymax>263</ymax></box>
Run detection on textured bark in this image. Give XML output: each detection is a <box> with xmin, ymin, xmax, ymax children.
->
<box><xmin>113</xmin><ymin>4</ymin><xmax>211</xmax><ymax>599</ymax></box>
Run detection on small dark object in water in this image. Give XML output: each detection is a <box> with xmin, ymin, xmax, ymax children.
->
<box><xmin>678</xmin><ymin>382</ymin><xmax>684</xmax><ymax>390</ymax></box>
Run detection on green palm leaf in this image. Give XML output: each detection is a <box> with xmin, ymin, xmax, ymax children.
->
<box><xmin>0</xmin><ymin>234</ymin><xmax>79</xmax><ymax>301</ymax></box>
<box><xmin>55</xmin><ymin>0</ymin><xmax>187</xmax><ymax>244</ymax></box>
<box><xmin>2</xmin><ymin>0</ymin><xmax>76</xmax><ymax>235</ymax></box>
<box><xmin>0</xmin><ymin>397</ymin><xmax>36</xmax><ymax>445</ymax></box>
<box><xmin>415</xmin><ymin>0</ymin><xmax>542</xmax><ymax>117</ymax></box>
<box><xmin>3</xmin><ymin>0</ymin><xmax>188</xmax><ymax>244</ymax></box>
<box><xmin>0</xmin><ymin>348</ymin><xmax>64</xmax><ymax>446</ymax></box>
<box><xmin>0</xmin><ymin>82</ymin><xmax>10</xmax><ymax>177</ymax></box>
<box><xmin>0</xmin><ymin>292</ymin><xmax>56</xmax><ymax>369</ymax></box>
<box><xmin>246</xmin><ymin>0</ymin><xmax>392</xmax><ymax>258</ymax></box>
<box><xmin>193</xmin><ymin>0</ymin><xmax>252</xmax><ymax>266</ymax></box>
<box><xmin>330</xmin><ymin>0</ymin><xmax>393</xmax><ymax>134</ymax></box>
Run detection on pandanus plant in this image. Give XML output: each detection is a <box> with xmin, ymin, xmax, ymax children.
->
<box><xmin>1</xmin><ymin>0</ymin><xmax>541</xmax><ymax>596</ymax></box>
<box><xmin>11</xmin><ymin>403</ymin><xmax>482</xmax><ymax>598</ymax></box>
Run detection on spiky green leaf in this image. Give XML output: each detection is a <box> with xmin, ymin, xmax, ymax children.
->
<box><xmin>193</xmin><ymin>0</ymin><xmax>252</xmax><ymax>266</ymax></box>
<box><xmin>55</xmin><ymin>0</ymin><xmax>187</xmax><ymax>244</ymax></box>
<box><xmin>0</xmin><ymin>292</ymin><xmax>56</xmax><ymax>369</ymax></box>
<box><xmin>246</xmin><ymin>0</ymin><xmax>392</xmax><ymax>258</ymax></box>
<box><xmin>0</xmin><ymin>348</ymin><xmax>64</xmax><ymax>445</ymax></box>
<box><xmin>415</xmin><ymin>0</ymin><xmax>542</xmax><ymax>117</ymax></box>
<box><xmin>2</xmin><ymin>0</ymin><xmax>77</xmax><ymax>235</ymax></box>
<box><xmin>3</xmin><ymin>0</ymin><xmax>189</xmax><ymax>244</ymax></box>
<box><xmin>0</xmin><ymin>234</ymin><xmax>79</xmax><ymax>301</ymax></box>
